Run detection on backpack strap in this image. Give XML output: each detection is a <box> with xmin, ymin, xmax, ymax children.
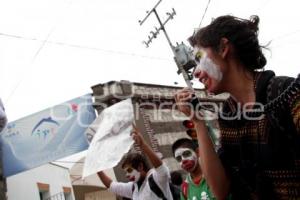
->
<box><xmin>266</xmin><ymin>75</ymin><xmax>298</xmax><ymax>131</ymax></box>
<box><xmin>265</xmin><ymin>75</ymin><xmax>300</xmax><ymax>160</ymax></box>
<box><xmin>148</xmin><ymin>174</ymin><xmax>167</xmax><ymax>200</ymax></box>
<box><xmin>170</xmin><ymin>184</ymin><xmax>181</xmax><ymax>200</ymax></box>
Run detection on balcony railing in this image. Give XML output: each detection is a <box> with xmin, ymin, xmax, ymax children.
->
<box><xmin>45</xmin><ymin>192</ymin><xmax>64</xmax><ymax>200</ymax></box>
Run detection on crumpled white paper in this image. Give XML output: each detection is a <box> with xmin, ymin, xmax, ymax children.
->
<box><xmin>82</xmin><ymin>98</ymin><xmax>134</xmax><ymax>178</ymax></box>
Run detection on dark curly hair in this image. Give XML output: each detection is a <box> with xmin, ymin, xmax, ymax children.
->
<box><xmin>189</xmin><ymin>15</ymin><xmax>266</xmax><ymax>71</ymax></box>
<box><xmin>172</xmin><ymin>138</ymin><xmax>198</xmax><ymax>156</ymax></box>
<box><xmin>121</xmin><ymin>152</ymin><xmax>150</xmax><ymax>172</ymax></box>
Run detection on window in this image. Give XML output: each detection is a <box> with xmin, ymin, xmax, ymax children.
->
<box><xmin>63</xmin><ymin>186</ymin><xmax>72</xmax><ymax>200</ymax></box>
<box><xmin>37</xmin><ymin>182</ymin><xmax>50</xmax><ymax>200</ymax></box>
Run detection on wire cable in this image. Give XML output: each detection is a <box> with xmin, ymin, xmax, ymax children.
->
<box><xmin>3</xmin><ymin>0</ymin><xmax>74</xmax><ymax>104</ymax></box>
<box><xmin>52</xmin><ymin>160</ymin><xmax>84</xmax><ymax>164</ymax></box>
<box><xmin>0</xmin><ymin>32</ymin><xmax>170</xmax><ymax>61</ymax></box>
<box><xmin>199</xmin><ymin>0</ymin><xmax>212</xmax><ymax>28</ymax></box>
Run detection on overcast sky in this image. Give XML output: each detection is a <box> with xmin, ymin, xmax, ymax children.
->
<box><xmin>1</xmin><ymin>0</ymin><xmax>299</xmax><ymax>121</ymax></box>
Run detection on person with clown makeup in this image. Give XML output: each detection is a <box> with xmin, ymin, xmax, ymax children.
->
<box><xmin>97</xmin><ymin>126</ymin><xmax>173</xmax><ymax>200</ymax></box>
<box><xmin>172</xmin><ymin>138</ymin><xmax>226</xmax><ymax>200</ymax></box>
<box><xmin>175</xmin><ymin>15</ymin><xmax>300</xmax><ymax>200</ymax></box>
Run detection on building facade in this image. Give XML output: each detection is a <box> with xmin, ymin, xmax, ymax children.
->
<box><xmin>7</xmin><ymin>163</ymin><xmax>75</xmax><ymax>200</ymax></box>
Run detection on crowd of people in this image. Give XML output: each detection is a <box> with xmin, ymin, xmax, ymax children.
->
<box><xmin>0</xmin><ymin>14</ymin><xmax>299</xmax><ymax>200</ymax></box>
<box><xmin>97</xmin><ymin>15</ymin><xmax>300</xmax><ymax>200</ymax></box>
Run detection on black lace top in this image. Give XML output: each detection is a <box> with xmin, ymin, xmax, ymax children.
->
<box><xmin>218</xmin><ymin>70</ymin><xmax>300</xmax><ymax>199</ymax></box>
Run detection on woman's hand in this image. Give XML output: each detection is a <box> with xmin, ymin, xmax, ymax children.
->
<box><xmin>174</xmin><ymin>88</ymin><xmax>196</xmax><ymax>118</ymax></box>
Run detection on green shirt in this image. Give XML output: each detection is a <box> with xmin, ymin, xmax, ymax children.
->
<box><xmin>180</xmin><ymin>174</ymin><xmax>216</xmax><ymax>200</ymax></box>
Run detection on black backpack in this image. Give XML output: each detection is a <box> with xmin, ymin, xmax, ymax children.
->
<box><xmin>148</xmin><ymin>174</ymin><xmax>181</xmax><ymax>200</ymax></box>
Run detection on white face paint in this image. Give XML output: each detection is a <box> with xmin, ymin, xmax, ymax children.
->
<box><xmin>174</xmin><ymin>148</ymin><xmax>198</xmax><ymax>172</ymax></box>
<box><xmin>124</xmin><ymin>167</ymin><xmax>141</xmax><ymax>183</ymax></box>
<box><xmin>193</xmin><ymin>48</ymin><xmax>223</xmax><ymax>82</ymax></box>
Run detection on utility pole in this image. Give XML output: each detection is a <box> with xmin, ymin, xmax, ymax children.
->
<box><xmin>139</xmin><ymin>0</ymin><xmax>219</xmax><ymax>115</ymax></box>
<box><xmin>138</xmin><ymin>0</ymin><xmax>197</xmax><ymax>89</ymax></box>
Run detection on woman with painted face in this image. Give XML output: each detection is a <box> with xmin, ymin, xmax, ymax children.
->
<box><xmin>97</xmin><ymin>126</ymin><xmax>174</xmax><ymax>200</ymax></box>
<box><xmin>175</xmin><ymin>15</ymin><xmax>300</xmax><ymax>199</ymax></box>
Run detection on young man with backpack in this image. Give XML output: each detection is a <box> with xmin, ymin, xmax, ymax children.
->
<box><xmin>98</xmin><ymin>127</ymin><xmax>177</xmax><ymax>200</ymax></box>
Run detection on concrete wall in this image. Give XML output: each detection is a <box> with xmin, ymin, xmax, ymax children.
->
<box><xmin>85</xmin><ymin>189</ymin><xmax>116</xmax><ymax>200</ymax></box>
<box><xmin>6</xmin><ymin>163</ymin><xmax>75</xmax><ymax>200</ymax></box>
<box><xmin>73</xmin><ymin>185</ymin><xmax>103</xmax><ymax>200</ymax></box>
<box><xmin>72</xmin><ymin>186</ymin><xmax>116</xmax><ymax>200</ymax></box>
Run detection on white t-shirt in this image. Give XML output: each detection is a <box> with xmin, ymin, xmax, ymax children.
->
<box><xmin>109</xmin><ymin>163</ymin><xmax>173</xmax><ymax>200</ymax></box>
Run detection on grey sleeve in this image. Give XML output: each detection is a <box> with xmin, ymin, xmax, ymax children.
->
<box><xmin>0</xmin><ymin>99</ymin><xmax>7</xmax><ymax>132</ymax></box>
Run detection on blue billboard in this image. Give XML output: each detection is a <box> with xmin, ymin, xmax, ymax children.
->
<box><xmin>1</xmin><ymin>94</ymin><xmax>96</xmax><ymax>177</ymax></box>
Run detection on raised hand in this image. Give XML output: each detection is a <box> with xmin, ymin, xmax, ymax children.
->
<box><xmin>174</xmin><ymin>88</ymin><xmax>195</xmax><ymax>118</ymax></box>
<box><xmin>131</xmin><ymin>124</ymin><xmax>145</xmax><ymax>147</ymax></box>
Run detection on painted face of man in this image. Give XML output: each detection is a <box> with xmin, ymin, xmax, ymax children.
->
<box><xmin>193</xmin><ymin>47</ymin><xmax>223</xmax><ymax>92</ymax></box>
<box><xmin>174</xmin><ymin>148</ymin><xmax>198</xmax><ymax>172</ymax></box>
<box><xmin>123</xmin><ymin>166</ymin><xmax>141</xmax><ymax>183</ymax></box>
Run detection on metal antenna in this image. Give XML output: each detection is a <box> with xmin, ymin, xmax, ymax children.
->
<box><xmin>138</xmin><ymin>0</ymin><xmax>193</xmax><ymax>89</ymax></box>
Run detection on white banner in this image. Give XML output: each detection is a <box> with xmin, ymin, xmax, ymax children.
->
<box><xmin>82</xmin><ymin>98</ymin><xmax>134</xmax><ymax>178</ymax></box>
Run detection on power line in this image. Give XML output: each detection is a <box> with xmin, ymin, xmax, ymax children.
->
<box><xmin>265</xmin><ymin>29</ymin><xmax>300</xmax><ymax>49</ymax></box>
<box><xmin>1</xmin><ymin>31</ymin><xmax>170</xmax><ymax>104</ymax></box>
<box><xmin>3</xmin><ymin>0</ymin><xmax>74</xmax><ymax>104</ymax></box>
<box><xmin>31</xmin><ymin>27</ymin><xmax>56</xmax><ymax>64</ymax></box>
<box><xmin>53</xmin><ymin>160</ymin><xmax>84</xmax><ymax>164</ymax></box>
<box><xmin>270</xmin><ymin>29</ymin><xmax>300</xmax><ymax>43</ymax></box>
<box><xmin>199</xmin><ymin>0</ymin><xmax>212</xmax><ymax>28</ymax></box>
<box><xmin>0</xmin><ymin>32</ymin><xmax>170</xmax><ymax>61</ymax></box>
<box><xmin>257</xmin><ymin>0</ymin><xmax>271</xmax><ymax>13</ymax></box>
